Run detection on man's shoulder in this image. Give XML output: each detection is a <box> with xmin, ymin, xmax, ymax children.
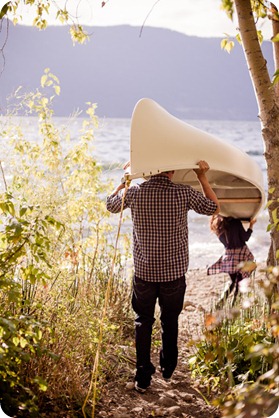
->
<box><xmin>171</xmin><ymin>183</ymin><xmax>194</xmax><ymax>192</ymax></box>
<box><xmin>138</xmin><ymin>179</ymin><xmax>194</xmax><ymax>193</ymax></box>
<box><xmin>127</xmin><ymin>183</ymin><xmax>141</xmax><ymax>194</ymax></box>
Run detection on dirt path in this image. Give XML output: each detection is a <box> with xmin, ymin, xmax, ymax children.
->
<box><xmin>95</xmin><ymin>268</ymin><xmax>227</xmax><ymax>418</ymax></box>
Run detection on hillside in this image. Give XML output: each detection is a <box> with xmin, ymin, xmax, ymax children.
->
<box><xmin>0</xmin><ymin>24</ymin><xmax>273</xmax><ymax>120</ymax></box>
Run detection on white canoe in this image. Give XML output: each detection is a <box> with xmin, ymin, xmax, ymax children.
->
<box><xmin>126</xmin><ymin>98</ymin><xmax>265</xmax><ymax>220</ymax></box>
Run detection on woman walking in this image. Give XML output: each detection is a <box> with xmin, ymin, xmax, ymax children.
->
<box><xmin>207</xmin><ymin>215</ymin><xmax>256</xmax><ymax>306</ymax></box>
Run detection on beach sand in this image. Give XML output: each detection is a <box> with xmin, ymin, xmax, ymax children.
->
<box><xmin>182</xmin><ymin>267</ymin><xmax>227</xmax><ymax>332</ymax></box>
<box><xmin>180</xmin><ymin>263</ymin><xmax>266</xmax><ymax>337</ymax></box>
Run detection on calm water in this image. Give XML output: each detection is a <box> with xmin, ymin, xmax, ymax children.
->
<box><xmin>1</xmin><ymin>116</ymin><xmax>270</xmax><ymax>269</ymax></box>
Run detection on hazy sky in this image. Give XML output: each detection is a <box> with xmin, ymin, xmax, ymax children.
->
<box><xmin>2</xmin><ymin>0</ymin><xmax>279</xmax><ymax>38</ymax></box>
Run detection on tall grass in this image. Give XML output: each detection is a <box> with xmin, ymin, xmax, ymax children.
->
<box><xmin>0</xmin><ymin>70</ymin><xmax>134</xmax><ymax>417</ymax></box>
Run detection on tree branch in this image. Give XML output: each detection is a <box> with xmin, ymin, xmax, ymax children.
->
<box><xmin>0</xmin><ymin>17</ymin><xmax>9</xmax><ymax>79</ymax></box>
<box><xmin>140</xmin><ymin>0</ymin><xmax>161</xmax><ymax>38</ymax></box>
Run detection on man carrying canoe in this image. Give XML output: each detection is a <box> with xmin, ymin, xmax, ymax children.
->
<box><xmin>106</xmin><ymin>160</ymin><xmax>219</xmax><ymax>393</ymax></box>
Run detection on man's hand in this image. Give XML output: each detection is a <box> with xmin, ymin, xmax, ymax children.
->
<box><xmin>193</xmin><ymin>160</ymin><xmax>220</xmax><ymax>214</ymax></box>
<box><xmin>193</xmin><ymin>160</ymin><xmax>210</xmax><ymax>176</ymax></box>
<box><xmin>110</xmin><ymin>162</ymin><xmax>131</xmax><ymax>196</ymax></box>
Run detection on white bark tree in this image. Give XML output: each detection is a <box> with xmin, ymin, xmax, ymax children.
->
<box><xmin>222</xmin><ymin>0</ymin><xmax>279</xmax><ymax>265</ymax></box>
<box><xmin>228</xmin><ymin>0</ymin><xmax>279</xmax><ymax>265</ymax></box>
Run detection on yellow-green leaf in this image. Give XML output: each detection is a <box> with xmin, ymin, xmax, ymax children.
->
<box><xmin>271</xmin><ymin>69</ymin><xmax>279</xmax><ymax>86</ymax></box>
<box><xmin>20</xmin><ymin>336</ymin><xmax>28</xmax><ymax>348</ymax></box>
<box><xmin>54</xmin><ymin>85</ymin><xmax>60</xmax><ymax>95</ymax></box>
<box><xmin>0</xmin><ymin>3</ymin><xmax>9</xmax><ymax>19</ymax></box>
<box><xmin>221</xmin><ymin>38</ymin><xmax>234</xmax><ymax>53</ymax></box>
<box><xmin>13</xmin><ymin>336</ymin><xmax>20</xmax><ymax>346</ymax></box>
<box><xmin>272</xmin><ymin>208</ymin><xmax>278</xmax><ymax>223</ymax></box>
<box><xmin>272</xmin><ymin>32</ymin><xmax>279</xmax><ymax>42</ymax></box>
<box><xmin>41</xmin><ymin>74</ymin><xmax>48</xmax><ymax>87</ymax></box>
<box><xmin>225</xmin><ymin>40</ymin><xmax>234</xmax><ymax>53</ymax></box>
<box><xmin>221</xmin><ymin>39</ymin><xmax>227</xmax><ymax>49</ymax></box>
<box><xmin>236</xmin><ymin>33</ymin><xmax>242</xmax><ymax>44</ymax></box>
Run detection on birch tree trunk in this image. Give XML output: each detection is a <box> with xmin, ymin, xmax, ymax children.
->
<box><xmin>270</xmin><ymin>3</ymin><xmax>279</xmax><ymax>99</ymax></box>
<box><xmin>234</xmin><ymin>0</ymin><xmax>279</xmax><ymax>265</ymax></box>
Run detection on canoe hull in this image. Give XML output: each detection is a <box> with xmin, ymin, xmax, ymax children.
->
<box><xmin>128</xmin><ymin>98</ymin><xmax>265</xmax><ymax>220</ymax></box>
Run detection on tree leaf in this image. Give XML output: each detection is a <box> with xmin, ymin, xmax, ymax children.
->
<box><xmin>271</xmin><ymin>69</ymin><xmax>279</xmax><ymax>86</ymax></box>
<box><xmin>271</xmin><ymin>32</ymin><xmax>279</xmax><ymax>42</ymax></box>
<box><xmin>41</xmin><ymin>74</ymin><xmax>47</xmax><ymax>87</ymax></box>
<box><xmin>20</xmin><ymin>336</ymin><xmax>28</xmax><ymax>348</ymax></box>
<box><xmin>13</xmin><ymin>336</ymin><xmax>20</xmax><ymax>346</ymax></box>
<box><xmin>19</xmin><ymin>206</ymin><xmax>28</xmax><ymax>217</ymax></box>
<box><xmin>272</xmin><ymin>208</ymin><xmax>278</xmax><ymax>223</ymax></box>
<box><xmin>54</xmin><ymin>85</ymin><xmax>60</xmax><ymax>95</ymax></box>
<box><xmin>0</xmin><ymin>2</ymin><xmax>10</xmax><ymax>19</ymax></box>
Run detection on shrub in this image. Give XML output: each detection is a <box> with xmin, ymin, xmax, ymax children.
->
<box><xmin>188</xmin><ymin>266</ymin><xmax>279</xmax><ymax>418</ymax></box>
<box><xmin>0</xmin><ymin>70</ymin><xmax>134</xmax><ymax>417</ymax></box>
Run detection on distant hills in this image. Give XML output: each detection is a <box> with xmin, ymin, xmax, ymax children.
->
<box><xmin>0</xmin><ymin>23</ymin><xmax>274</xmax><ymax>120</ymax></box>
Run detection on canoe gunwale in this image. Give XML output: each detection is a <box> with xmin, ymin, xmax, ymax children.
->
<box><xmin>125</xmin><ymin>164</ymin><xmax>199</xmax><ymax>181</ymax></box>
<box><xmin>125</xmin><ymin>167</ymin><xmax>264</xmax><ymax>193</ymax></box>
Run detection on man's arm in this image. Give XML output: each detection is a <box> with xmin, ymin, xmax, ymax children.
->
<box><xmin>106</xmin><ymin>180</ymin><xmax>126</xmax><ymax>213</ymax></box>
<box><xmin>194</xmin><ymin>160</ymin><xmax>220</xmax><ymax>214</ymax></box>
<box><xmin>110</xmin><ymin>181</ymin><xmax>126</xmax><ymax>197</ymax></box>
<box><xmin>107</xmin><ymin>161</ymin><xmax>132</xmax><ymax>212</ymax></box>
<box><xmin>110</xmin><ymin>161</ymin><xmax>130</xmax><ymax>197</ymax></box>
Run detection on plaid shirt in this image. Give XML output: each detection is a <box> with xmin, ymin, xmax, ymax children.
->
<box><xmin>106</xmin><ymin>174</ymin><xmax>217</xmax><ymax>282</ymax></box>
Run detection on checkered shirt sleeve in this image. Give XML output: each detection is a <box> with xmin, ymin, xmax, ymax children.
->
<box><xmin>107</xmin><ymin>176</ymin><xmax>217</xmax><ymax>281</ymax></box>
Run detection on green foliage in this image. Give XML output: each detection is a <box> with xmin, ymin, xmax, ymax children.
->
<box><xmin>271</xmin><ymin>69</ymin><xmax>279</xmax><ymax>88</ymax></box>
<box><xmin>0</xmin><ymin>2</ymin><xmax>9</xmax><ymax>19</ymax></box>
<box><xmin>272</xmin><ymin>33</ymin><xmax>279</xmax><ymax>42</ymax></box>
<box><xmin>220</xmin><ymin>266</ymin><xmax>279</xmax><ymax>417</ymax></box>
<box><xmin>220</xmin><ymin>0</ymin><xmax>267</xmax><ymax>52</ymax></box>
<box><xmin>0</xmin><ymin>191</ymin><xmax>64</xmax><ymax>416</ymax></box>
<box><xmin>188</xmin><ymin>268</ymin><xmax>279</xmax><ymax>418</ymax></box>
<box><xmin>1</xmin><ymin>1</ymin><xmax>89</xmax><ymax>44</ymax></box>
<box><xmin>220</xmin><ymin>0</ymin><xmax>234</xmax><ymax>21</ymax></box>
<box><xmin>251</xmin><ymin>0</ymin><xmax>268</xmax><ymax>19</ymax></box>
<box><xmin>69</xmin><ymin>24</ymin><xmax>89</xmax><ymax>45</ymax></box>
<box><xmin>189</xmin><ymin>310</ymin><xmax>273</xmax><ymax>392</ymax></box>
<box><xmin>221</xmin><ymin>382</ymin><xmax>278</xmax><ymax>418</ymax></box>
<box><xmin>0</xmin><ymin>70</ymin><xmax>134</xmax><ymax>416</ymax></box>
<box><xmin>220</xmin><ymin>0</ymin><xmax>279</xmax><ymax>86</ymax></box>
<box><xmin>220</xmin><ymin>35</ymin><xmax>235</xmax><ymax>54</ymax></box>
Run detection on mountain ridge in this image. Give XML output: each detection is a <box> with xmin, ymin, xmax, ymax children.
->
<box><xmin>0</xmin><ymin>23</ymin><xmax>273</xmax><ymax>120</ymax></box>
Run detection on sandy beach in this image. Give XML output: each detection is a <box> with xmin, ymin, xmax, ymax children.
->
<box><xmin>181</xmin><ymin>263</ymin><xmax>266</xmax><ymax>337</ymax></box>
<box><xmin>180</xmin><ymin>267</ymin><xmax>227</xmax><ymax>336</ymax></box>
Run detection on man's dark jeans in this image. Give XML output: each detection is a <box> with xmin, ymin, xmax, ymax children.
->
<box><xmin>132</xmin><ymin>275</ymin><xmax>186</xmax><ymax>387</ymax></box>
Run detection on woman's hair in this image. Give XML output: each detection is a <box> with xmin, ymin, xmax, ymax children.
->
<box><xmin>210</xmin><ymin>214</ymin><xmax>231</xmax><ymax>236</ymax></box>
